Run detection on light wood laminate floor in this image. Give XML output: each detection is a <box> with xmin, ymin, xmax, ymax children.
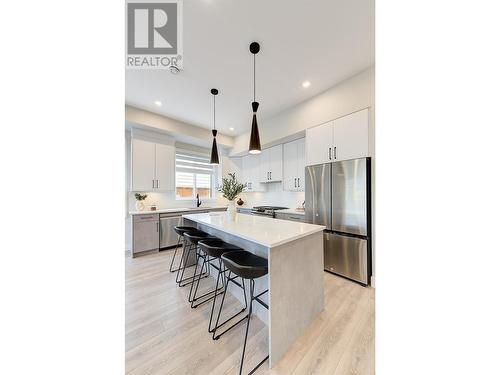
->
<box><xmin>126</xmin><ymin>250</ymin><xmax>374</xmax><ymax>375</ymax></box>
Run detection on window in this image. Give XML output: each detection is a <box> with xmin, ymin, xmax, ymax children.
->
<box><xmin>175</xmin><ymin>151</ymin><xmax>216</xmax><ymax>199</ymax></box>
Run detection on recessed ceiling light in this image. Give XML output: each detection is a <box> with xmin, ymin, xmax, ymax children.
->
<box><xmin>302</xmin><ymin>81</ymin><xmax>311</xmax><ymax>88</ymax></box>
<box><xmin>154</xmin><ymin>100</ymin><xmax>162</xmax><ymax>106</ymax></box>
<box><xmin>229</xmin><ymin>127</ymin><xmax>234</xmax><ymax>131</ymax></box>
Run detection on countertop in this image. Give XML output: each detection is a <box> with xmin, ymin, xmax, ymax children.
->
<box><xmin>129</xmin><ymin>206</ymin><xmax>227</xmax><ymax>216</ymax></box>
<box><xmin>183</xmin><ymin>212</ymin><xmax>324</xmax><ymax>248</ymax></box>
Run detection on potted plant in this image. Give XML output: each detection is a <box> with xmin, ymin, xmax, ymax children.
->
<box><xmin>134</xmin><ymin>193</ymin><xmax>148</xmax><ymax>211</ymax></box>
<box><xmin>218</xmin><ymin>173</ymin><xmax>246</xmax><ymax>220</ymax></box>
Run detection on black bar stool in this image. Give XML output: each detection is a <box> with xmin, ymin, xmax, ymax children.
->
<box><xmin>181</xmin><ymin>230</ymin><xmax>218</xmax><ymax>295</ymax></box>
<box><xmin>195</xmin><ymin>239</ymin><xmax>248</xmax><ymax>334</ymax></box>
<box><xmin>170</xmin><ymin>226</ymin><xmax>196</xmax><ymax>273</ymax></box>
<box><xmin>220</xmin><ymin>250</ymin><xmax>269</xmax><ymax>375</ymax></box>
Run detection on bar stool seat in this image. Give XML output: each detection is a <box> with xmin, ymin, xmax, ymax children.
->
<box><xmin>198</xmin><ymin>239</ymin><xmax>242</xmax><ymax>258</ymax></box>
<box><xmin>184</xmin><ymin>229</ymin><xmax>217</xmax><ymax>244</ymax></box>
<box><xmin>173</xmin><ymin>225</ymin><xmax>196</xmax><ymax>236</ymax></box>
<box><xmin>221</xmin><ymin>250</ymin><xmax>268</xmax><ymax>279</ymax></box>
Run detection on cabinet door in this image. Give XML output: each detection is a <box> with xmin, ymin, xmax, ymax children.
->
<box><xmin>269</xmin><ymin>144</ymin><xmax>283</xmax><ymax>181</ymax></box>
<box><xmin>296</xmin><ymin>138</ymin><xmax>306</xmax><ymax>191</ymax></box>
<box><xmin>259</xmin><ymin>148</ymin><xmax>270</xmax><ymax>182</ymax></box>
<box><xmin>241</xmin><ymin>155</ymin><xmax>252</xmax><ymax>191</ymax></box>
<box><xmin>131</xmin><ymin>139</ymin><xmax>156</xmax><ymax>191</ymax></box>
<box><xmin>155</xmin><ymin>143</ymin><xmax>175</xmax><ymax>191</ymax></box>
<box><xmin>283</xmin><ymin>141</ymin><xmax>298</xmax><ymax>191</ymax></box>
<box><xmin>249</xmin><ymin>154</ymin><xmax>265</xmax><ymax>192</ymax></box>
<box><xmin>305</xmin><ymin>121</ymin><xmax>334</xmax><ymax>166</ymax></box>
<box><xmin>333</xmin><ymin>109</ymin><xmax>369</xmax><ymax>161</ymax></box>
<box><xmin>133</xmin><ymin>218</ymin><xmax>159</xmax><ymax>254</ymax></box>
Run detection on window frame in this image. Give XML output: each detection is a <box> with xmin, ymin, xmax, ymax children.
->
<box><xmin>175</xmin><ymin>149</ymin><xmax>218</xmax><ymax>201</ymax></box>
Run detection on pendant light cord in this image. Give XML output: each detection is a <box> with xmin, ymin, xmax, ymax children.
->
<box><xmin>253</xmin><ymin>54</ymin><xmax>256</xmax><ymax>102</ymax></box>
<box><xmin>213</xmin><ymin>94</ymin><xmax>216</xmax><ymax>131</ymax></box>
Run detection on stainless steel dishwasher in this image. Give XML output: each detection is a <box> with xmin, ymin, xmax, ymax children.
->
<box><xmin>160</xmin><ymin>212</ymin><xmax>183</xmax><ymax>249</ymax></box>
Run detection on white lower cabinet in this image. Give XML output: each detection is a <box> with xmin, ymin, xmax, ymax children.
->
<box><xmin>283</xmin><ymin>138</ymin><xmax>305</xmax><ymax>191</ymax></box>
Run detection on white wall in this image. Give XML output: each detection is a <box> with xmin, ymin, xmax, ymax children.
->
<box><xmin>237</xmin><ymin>184</ymin><xmax>305</xmax><ymax>210</ymax></box>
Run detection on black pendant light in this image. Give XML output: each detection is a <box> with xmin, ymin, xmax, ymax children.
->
<box><xmin>210</xmin><ymin>88</ymin><xmax>220</xmax><ymax>165</ymax></box>
<box><xmin>248</xmin><ymin>42</ymin><xmax>262</xmax><ymax>154</ymax></box>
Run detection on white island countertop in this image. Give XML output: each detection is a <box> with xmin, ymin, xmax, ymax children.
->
<box><xmin>183</xmin><ymin>212</ymin><xmax>324</xmax><ymax>248</ymax></box>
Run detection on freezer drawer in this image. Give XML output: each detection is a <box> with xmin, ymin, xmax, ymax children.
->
<box><xmin>324</xmin><ymin>232</ymin><xmax>369</xmax><ymax>285</ymax></box>
<box><xmin>160</xmin><ymin>215</ymin><xmax>182</xmax><ymax>248</ymax></box>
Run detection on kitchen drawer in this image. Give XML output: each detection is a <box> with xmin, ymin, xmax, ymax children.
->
<box><xmin>133</xmin><ymin>214</ymin><xmax>159</xmax><ymax>222</ymax></box>
<box><xmin>276</xmin><ymin>213</ymin><xmax>305</xmax><ymax>222</ymax></box>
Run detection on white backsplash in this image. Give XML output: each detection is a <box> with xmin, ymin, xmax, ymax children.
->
<box><xmin>237</xmin><ymin>182</ymin><xmax>305</xmax><ymax>209</ymax></box>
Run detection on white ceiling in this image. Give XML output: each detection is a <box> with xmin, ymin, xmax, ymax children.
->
<box><xmin>125</xmin><ymin>0</ymin><xmax>374</xmax><ymax>136</ymax></box>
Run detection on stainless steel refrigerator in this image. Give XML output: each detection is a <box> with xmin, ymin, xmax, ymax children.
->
<box><xmin>305</xmin><ymin>158</ymin><xmax>371</xmax><ymax>285</ymax></box>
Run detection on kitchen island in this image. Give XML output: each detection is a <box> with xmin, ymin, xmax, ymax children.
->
<box><xmin>182</xmin><ymin>211</ymin><xmax>325</xmax><ymax>367</ymax></box>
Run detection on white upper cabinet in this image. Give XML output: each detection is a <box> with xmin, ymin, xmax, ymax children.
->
<box><xmin>242</xmin><ymin>154</ymin><xmax>264</xmax><ymax>192</ymax></box>
<box><xmin>154</xmin><ymin>143</ymin><xmax>175</xmax><ymax>191</ymax></box>
<box><xmin>259</xmin><ymin>144</ymin><xmax>283</xmax><ymax>182</ymax></box>
<box><xmin>131</xmin><ymin>138</ymin><xmax>175</xmax><ymax>192</ymax></box>
<box><xmin>305</xmin><ymin>121</ymin><xmax>334</xmax><ymax>166</ymax></box>
<box><xmin>132</xmin><ymin>139</ymin><xmax>156</xmax><ymax>191</ymax></box>
<box><xmin>283</xmin><ymin>138</ymin><xmax>305</xmax><ymax>191</ymax></box>
<box><xmin>332</xmin><ymin>108</ymin><xmax>369</xmax><ymax>162</ymax></box>
<box><xmin>305</xmin><ymin>109</ymin><xmax>369</xmax><ymax>166</ymax></box>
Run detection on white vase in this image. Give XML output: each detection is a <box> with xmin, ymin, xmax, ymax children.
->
<box><xmin>135</xmin><ymin>200</ymin><xmax>145</xmax><ymax>211</ymax></box>
<box><xmin>226</xmin><ymin>200</ymin><xmax>236</xmax><ymax>220</ymax></box>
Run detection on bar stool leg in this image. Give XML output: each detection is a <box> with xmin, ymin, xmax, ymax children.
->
<box><xmin>188</xmin><ymin>245</ymin><xmax>203</xmax><ymax>302</ymax></box>
<box><xmin>208</xmin><ymin>259</ymin><xmax>224</xmax><ymax>333</ymax></box>
<box><xmin>240</xmin><ymin>279</ymin><xmax>269</xmax><ymax>375</ymax></box>
<box><xmin>239</xmin><ymin>279</ymin><xmax>253</xmax><ymax>375</ymax></box>
<box><xmin>212</xmin><ymin>269</ymin><xmax>249</xmax><ymax>340</ymax></box>
<box><xmin>169</xmin><ymin>235</ymin><xmax>182</xmax><ymax>272</ymax></box>
<box><xmin>191</xmin><ymin>256</ymin><xmax>224</xmax><ymax>309</ymax></box>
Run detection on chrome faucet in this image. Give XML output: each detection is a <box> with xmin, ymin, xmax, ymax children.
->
<box><xmin>196</xmin><ymin>194</ymin><xmax>202</xmax><ymax>207</ymax></box>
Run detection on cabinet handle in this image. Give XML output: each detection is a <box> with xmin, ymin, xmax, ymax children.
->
<box><xmin>294</xmin><ymin>178</ymin><xmax>297</xmax><ymax>188</ymax></box>
<box><xmin>328</xmin><ymin>147</ymin><xmax>332</xmax><ymax>160</ymax></box>
<box><xmin>270</xmin><ymin>171</ymin><xmax>272</xmax><ymax>180</ymax></box>
<box><xmin>334</xmin><ymin>147</ymin><xmax>337</xmax><ymax>160</ymax></box>
<box><xmin>152</xmin><ymin>179</ymin><xmax>155</xmax><ymax>189</ymax></box>
<box><xmin>298</xmin><ymin>177</ymin><xmax>300</xmax><ymax>187</ymax></box>
<box><xmin>156</xmin><ymin>222</ymin><xmax>159</xmax><ymax>232</ymax></box>
<box><xmin>157</xmin><ymin>180</ymin><xmax>159</xmax><ymax>189</ymax></box>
